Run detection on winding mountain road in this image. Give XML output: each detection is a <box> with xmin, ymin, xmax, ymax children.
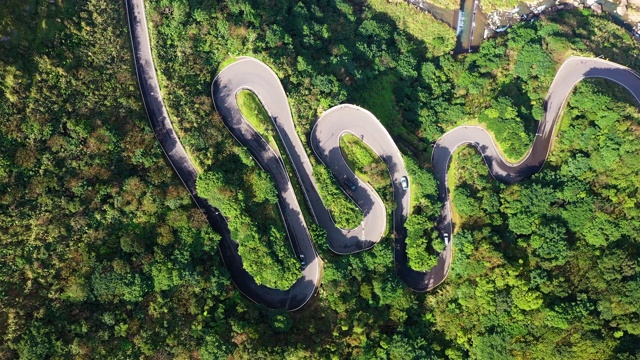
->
<box><xmin>126</xmin><ymin>0</ymin><xmax>640</xmax><ymax>310</ymax></box>
<box><xmin>126</xmin><ymin>0</ymin><xmax>315</xmax><ymax>310</ymax></box>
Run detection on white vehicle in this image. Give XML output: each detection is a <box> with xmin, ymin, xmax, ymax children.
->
<box><xmin>443</xmin><ymin>233</ymin><xmax>449</xmax><ymax>245</ymax></box>
<box><xmin>401</xmin><ymin>176</ymin><xmax>409</xmax><ymax>190</ymax></box>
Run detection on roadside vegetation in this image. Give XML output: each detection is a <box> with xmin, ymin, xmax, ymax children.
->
<box><xmin>237</xmin><ymin>91</ymin><xmax>270</xmax><ymax>134</ymax></box>
<box><xmin>340</xmin><ymin>134</ymin><xmax>386</xmax><ymax>186</ymax></box>
<box><xmin>236</xmin><ymin>90</ymin><xmax>279</xmax><ymax>150</ymax></box>
<box><xmin>339</xmin><ymin>133</ymin><xmax>393</xmax><ymax>232</ymax></box>
<box><xmin>312</xmin><ymin>165</ymin><xmax>363</xmax><ymax>229</ymax></box>
<box><xmin>418</xmin><ymin>0</ymin><xmax>461</xmax><ymax>10</ymax></box>
<box><xmin>196</xmin><ymin>168</ymin><xmax>299</xmax><ymax>290</ymax></box>
<box><xmin>2</xmin><ymin>0</ymin><xmax>640</xmax><ymax>358</ymax></box>
<box><xmin>477</xmin><ymin>97</ymin><xmax>536</xmax><ymax>160</ymax></box>
<box><xmin>481</xmin><ymin>0</ymin><xmax>522</xmax><ymax>12</ymax></box>
<box><xmin>403</xmin><ymin>157</ymin><xmax>442</xmax><ymax>270</ymax></box>
<box><xmin>210</xmin><ymin>91</ymin><xmax>300</xmax><ymax>290</ymax></box>
<box><xmin>368</xmin><ymin>0</ymin><xmax>457</xmax><ymax>51</ymax></box>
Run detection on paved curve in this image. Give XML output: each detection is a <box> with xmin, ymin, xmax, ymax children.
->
<box><xmin>127</xmin><ymin>0</ymin><xmax>640</xmax><ymax>309</ymax></box>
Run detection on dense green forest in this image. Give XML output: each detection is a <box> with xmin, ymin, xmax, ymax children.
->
<box><xmin>1</xmin><ymin>0</ymin><xmax>639</xmax><ymax>358</ymax></box>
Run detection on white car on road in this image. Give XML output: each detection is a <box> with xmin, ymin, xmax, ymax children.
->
<box><xmin>401</xmin><ymin>176</ymin><xmax>409</xmax><ymax>190</ymax></box>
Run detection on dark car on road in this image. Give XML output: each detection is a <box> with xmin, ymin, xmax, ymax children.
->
<box><xmin>299</xmin><ymin>254</ymin><xmax>306</xmax><ymax>268</ymax></box>
<box><xmin>344</xmin><ymin>178</ymin><xmax>357</xmax><ymax>191</ymax></box>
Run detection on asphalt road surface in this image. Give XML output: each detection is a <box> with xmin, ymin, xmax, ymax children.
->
<box><xmin>126</xmin><ymin>0</ymin><xmax>640</xmax><ymax>309</ymax></box>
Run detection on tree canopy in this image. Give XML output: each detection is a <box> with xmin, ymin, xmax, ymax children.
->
<box><xmin>1</xmin><ymin>0</ymin><xmax>639</xmax><ymax>358</ymax></box>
